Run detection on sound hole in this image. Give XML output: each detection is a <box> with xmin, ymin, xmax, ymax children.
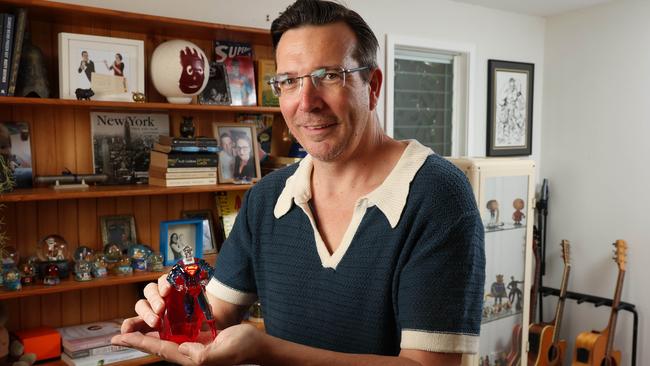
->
<box><xmin>600</xmin><ymin>357</ymin><xmax>618</xmax><ymax>366</ymax></box>
<box><xmin>547</xmin><ymin>344</ymin><xmax>558</xmax><ymax>362</ymax></box>
<box><xmin>576</xmin><ymin>348</ymin><xmax>590</xmax><ymax>363</ymax></box>
<box><xmin>529</xmin><ymin>332</ymin><xmax>540</xmax><ymax>354</ymax></box>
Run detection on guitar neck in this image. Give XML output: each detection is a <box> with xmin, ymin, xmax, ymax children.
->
<box><xmin>551</xmin><ymin>263</ymin><xmax>570</xmax><ymax>343</ymax></box>
<box><xmin>605</xmin><ymin>268</ymin><xmax>626</xmax><ymax>358</ymax></box>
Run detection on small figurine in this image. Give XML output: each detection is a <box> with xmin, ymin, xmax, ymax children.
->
<box><xmin>104</xmin><ymin>243</ymin><xmax>122</xmax><ymax>270</ymax></box>
<box><xmin>132</xmin><ymin>91</ymin><xmax>145</xmax><ymax>103</ymax></box>
<box><xmin>74</xmin><ymin>260</ymin><xmax>92</xmax><ymax>281</ymax></box>
<box><xmin>486</xmin><ymin>199</ymin><xmax>503</xmax><ymax>229</ymax></box>
<box><xmin>490</xmin><ymin>274</ymin><xmax>507</xmax><ymax>306</ymax></box>
<box><xmin>114</xmin><ymin>257</ymin><xmax>133</xmax><ymax>276</ymax></box>
<box><xmin>74</xmin><ymin>88</ymin><xmax>94</xmax><ymax>100</ymax></box>
<box><xmin>512</xmin><ymin>198</ymin><xmax>525</xmax><ymax>225</ymax></box>
<box><xmin>73</xmin><ymin>246</ymin><xmax>94</xmax><ymax>262</ymax></box>
<box><xmin>37</xmin><ymin>235</ymin><xmax>70</xmax><ymax>279</ymax></box>
<box><xmin>1</xmin><ymin>246</ymin><xmax>19</xmax><ymax>270</ymax></box>
<box><xmin>2</xmin><ymin>267</ymin><xmax>21</xmax><ymax>291</ymax></box>
<box><xmin>160</xmin><ymin>246</ymin><xmax>216</xmax><ymax>344</ymax></box>
<box><xmin>92</xmin><ymin>253</ymin><xmax>108</xmax><ymax>278</ymax></box>
<box><xmin>507</xmin><ymin>276</ymin><xmax>524</xmax><ymax>311</ymax></box>
<box><xmin>19</xmin><ymin>261</ymin><xmax>37</xmax><ymax>286</ymax></box>
<box><xmin>180</xmin><ymin>116</ymin><xmax>195</xmax><ymax>138</ymax></box>
<box><xmin>129</xmin><ymin>244</ymin><xmax>152</xmax><ymax>271</ymax></box>
<box><xmin>43</xmin><ymin>264</ymin><xmax>60</xmax><ymax>286</ymax></box>
<box><xmin>148</xmin><ymin>252</ymin><xmax>164</xmax><ymax>272</ymax></box>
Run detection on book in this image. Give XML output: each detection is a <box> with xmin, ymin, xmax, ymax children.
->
<box><xmin>158</xmin><ymin>135</ymin><xmax>218</xmax><ymax>147</ymax></box>
<box><xmin>153</xmin><ymin>142</ymin><xmax>220</xmax><ymax>154</ymax></box>
<box><xmin>236</xmin><ymin>113</ymin><xmax>274</xmax><ymax>131</ymax></box>
<box><xmin>148</xmin><ymin>176</ymin><xmax>217</xmax><ymax>187</ymax></box>
<box><xmin>7</xmin><ymin>8</ymin><xmax>26</xmax><ymax>96</ymax></box>
<box><xmin>213</xmin><ymin>40</ymin><xmax>253</xmax><ymax>63</ymax></box>
<box><xmin>90</xmin><ymin>112</ymin><xmax>170</xmax><ymax>184</ymax></box>
<box><xmin>0</xmin><ymin>121</ymin><xmax>32</xmax><ymax>188</ymax></box>
<box><xmin>149</xmin><ymin>166</ymin><xmax>217</xmax><ymax>174</ymax></box>
<box><xmin>150</xmin><ymin>150</ymin><xmax>218</xmax><ymax>169</ymax></box>
<box><xmin>64</xmin><ymin>344</ymin><xmax>131</xmax><ymax>359</ymax></box>
<box><xmin>148</xmin><ymin>169</ymin><xmax>216</xmax><ymax>180</ymax></box>
<box><xmin>225</xmin><ymin>55</ymin><xmax>256</xmax><ymax>106</ymax></box>
<box><xmin>61</xmin><ymin>348</ymin><xmax>148</xmax><ymax>366</ymax></box>
<box><xmin>257</xmin><ymin>59</ymin><xmax>279</xmax><ymax>107</ymax></box>
<box><xmin>215</xmin><ymin>190</ymin><xmax>245</xmax><ymax>238</ymax></box>
<box><xmin>0</xmin><ymin>13</ymin><xmax>15</xmax><ymax>96</ymax></box>
<box><xmin>57</xmin><ymin>319</ymin><xmax>122</xmax><ymax>353</ymax></box>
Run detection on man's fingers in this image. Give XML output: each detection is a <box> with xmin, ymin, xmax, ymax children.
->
<box><xmin>113</xmin><ymin>332</ymin><xmax>195</xmax><ymax>366</ymax></box>
<box><xmin>135</xmin><ymin>299</ymin><xmax>160</xmax><ymax>328</ymax></box>
<box><xmin>143</xmin><ymin>282</ymin><xmax>166</xmax><ymax>314</ymax></box>
<box><xmin>157</xmin><ymin>274</ymin><xmax>172</xmax><ymax>297</ymax></box>
<box><xmin>179</xmin><ymin>342</ymin><xmax>207</xmax><ymax>365</ymax></box>
<box><xmin>120</xmin><ymin>316</ymin><xmax>153</xmax><ymax>334</ymax></box>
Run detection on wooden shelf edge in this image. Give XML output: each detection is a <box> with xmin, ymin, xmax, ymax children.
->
<box><xmin>0</xmin><ymin>183</ymin><xmax>253</xmax><ymax>202</ymax></box>
<box><xmin>0</xmin><ymin>269</ymin><xmax>168</xmax><ymax>300</ymax></box>
<box><xmin>0</xmin><ymin>96</ymin><xmax>281</xmax><ymax>113</ymax></box>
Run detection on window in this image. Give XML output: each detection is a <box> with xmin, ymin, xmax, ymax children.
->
<box><xmin>385</xmin><ymin>36</ymin><xmax>475</xmax><ymax>156</ymax></box>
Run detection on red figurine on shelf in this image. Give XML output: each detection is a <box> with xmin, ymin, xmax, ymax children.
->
<box><xmin>159</xmin><ymin>246</ymin><xmax>217</xmax><ymax>344</ymax></box>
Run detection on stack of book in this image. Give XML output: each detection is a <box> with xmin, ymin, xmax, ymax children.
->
<box><xmin>0</xmin><ymin>8</ymin><xmax>27</xmax><ymax>96</ymax></box>
<box><xmin>57</xmin><ymin>319</ymin><xmax>148</xmax><ymax>366</ymax></box>
<box><xmin>148</xmin><ymin>135</ymin><xmax>220</xmax><ymax>187</ymax></box>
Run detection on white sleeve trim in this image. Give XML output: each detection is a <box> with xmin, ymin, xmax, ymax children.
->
<box><xmin>205</xmin><ymin>278</ymin><xmax>258</xmax><ymax>306</ymax></box>
<box><xmin>401</xmin><ymin>329</ymin><xmax>479</xmax><ymax>354</ymax></box>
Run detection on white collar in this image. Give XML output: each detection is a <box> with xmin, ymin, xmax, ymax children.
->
<box><xmin>273</xmin><ymin>140</ymin><xmax>434</xmax><ymax>228</ymax></box>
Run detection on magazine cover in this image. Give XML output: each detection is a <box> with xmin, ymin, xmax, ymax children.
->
<box><xmin>0</xmin><ymin>122</ymin><xmax>32</xmax><ymax>188</ymax></box>
<box><xmin>225</xmin><ymin>56</ymin><xmax>256</xmax><ymax>106</ymax></box>
<box><xmin>198</xmin><ymin>61</ymin><xmax>230</xmax><ymax>105</ymax></box>
<box><xmin>257</xmin><ymin>59</ymin><xmax>279</xmax><ymax>106</ymax></box>
<box><xmin>91</xmin><ymin>112</ymin><xmax>169</xmax><ymax>184</ymax></box>
<box><xmin>213</xmin><ymin>40</ymin><xmax>253</xmax><ymax>63</ymax></box>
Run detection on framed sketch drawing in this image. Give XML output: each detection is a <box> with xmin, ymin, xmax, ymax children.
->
<box><xmin>181</xmin><ymin>209</ymin><xmax>219</xmax><ymax>254</ymax></box>
<box><xmin>486</xmin><ymin>60</ymin><xmax>534</xmax><ymax>156</ymax></box>
<box><xmin>159</xmin><ymin>218</ymin><xmax>204</xmax><ymax>266</ymax></box>
<box><xmin>58</xmin><ymin>32</ymin><xmax>145</xmax><ymax>102</ymax></box>
<box><xmin>100</xmin><ymin>215</ymin><xmax>137</xmax><ymax>252</ymax></box>
<box><xmin>212</xmin><ymin>123</ymin><xmax>261</xmax><ymax>184</ymax></box>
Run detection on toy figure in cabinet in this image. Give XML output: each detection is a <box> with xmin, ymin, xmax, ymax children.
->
<box><xmin>490</xmin><ymin>274</ymin><xmax>508</xmax><ymax>306</ymax></box>
<box><xmin>512</xmin><ymin>198</ymin><xmax>525</xmax><ymax>226</ymax></box>
<box><xmin>486</xmin><ymin>199</ymin><xmax>503</xmax><ymax>229</ymax></box>
<box><xmin>507</xmin><ymin>276</ymin><xmax>524</xmax><ymax>311</ymax></box>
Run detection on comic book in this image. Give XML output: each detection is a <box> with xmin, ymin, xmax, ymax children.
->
<box><xmin>257</xmin><ymin>59</ymin><xmax>279</xmax><ymax>106</ymax></box>
<box><xmin>213</xmin><ymin>41</ymin><xmax>257</xmax><ymax>106</ymax></box>
<box><xmin>213</xmin><ymin>40</ymin><xmax>253</xmax><ymax>63</ymax></box>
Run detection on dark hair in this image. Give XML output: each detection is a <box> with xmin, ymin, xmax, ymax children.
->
<box><xmin>115</xmin><ymin>53</ymin><xmax>123</xmax><ymax>61</ymax></box>
<box><xmin>271</xmin><ymin>0</ymin><xmax>378</xmax><ymax>78</ymax></box>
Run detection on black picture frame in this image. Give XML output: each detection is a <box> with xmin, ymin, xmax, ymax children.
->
<box><xmin>198</xmin><ymin>61</ymin><xmax>231</xmax><ymax>105</ymax></box>
<box><xmin>181</xmin><ymin>209</ymin><xmax>219</xmax><ymax>254</ymax></box>
<box><xmin>486</xmin><ymin>60</ymin><xmax>534</xmax><ymax>157</ymax></box>
<box><xmin>99</xmin><ymin>215</ymin><xmax>137</xmax><ymax>252</ymax></box>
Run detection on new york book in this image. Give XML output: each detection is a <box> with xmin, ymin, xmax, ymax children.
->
<box><xmin>91</xmin><ymin>112</ymin><xmax>169</xmax><ymax>184</ymax></box>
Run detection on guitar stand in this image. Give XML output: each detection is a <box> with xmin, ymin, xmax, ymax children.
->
<box><xmin>540</xmin><ymin>286</ymin><xmax>638</xmax><ymax>366</ymax></box>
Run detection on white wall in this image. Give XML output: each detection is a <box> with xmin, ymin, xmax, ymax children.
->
<box><xmin>543</xmin><ymin>1</ymin><xmax>649</xmax><ymax>364</ymax></box>
<box><xmin>52</xmin><ymin>0</ymin><xmax>546</xmax><ymax>159</ymax></box>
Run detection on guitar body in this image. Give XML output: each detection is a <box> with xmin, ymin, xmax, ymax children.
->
<box><xmin>572</xmin><ymin>330</ymin><xmax>621</xmax><ymax>366</ymax></box>
<box><xmin>506</xmin><ymin>324</ymin><xmax>522</xmax><ymax>366</ymax></box>
<box><xmin>528</xmin><ymin>324</ymin><xmax>565</xmax><ymax>365</ymax></box>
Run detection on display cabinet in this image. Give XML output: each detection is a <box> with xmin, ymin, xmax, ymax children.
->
<box><xmin>448</xmin><ymin>157</ymin><xmax>535</xmax><ymax>366</ymax></box>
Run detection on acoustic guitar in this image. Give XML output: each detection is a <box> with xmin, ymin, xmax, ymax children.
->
<box><xmin>572</xmin><ymin>240</ymin><xmax>627</xmax><ymax>366</ymax></box>
<box><xmin>530</xmin><ymin>226</ymin><xmax>542</xmax><ymax>324</ymax></box>
<box><xmin>528</xmin><ymin>240</ymin><xmax>571</xmax><ymax>366</ymax></box>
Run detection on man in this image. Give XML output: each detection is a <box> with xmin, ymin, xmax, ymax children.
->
<box><xmin>218</xmin><ymin>133</ymin><xmax>235</xmax><ymax>180</ymax></box>
<box><xmin>78</xmin><ymin>50</ymin><xmax>95</xmax><ymax>82</ymax></box>
<box><xmin>114</xmin><ymin>1</ymin><xmax>484</xmax><ymax>365</ymax></box>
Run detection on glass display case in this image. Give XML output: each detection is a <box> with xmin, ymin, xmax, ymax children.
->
<box><xmin>448</xmin><ymin>157</ymin><xmax>535</xmax><ymax>366</ymax></box>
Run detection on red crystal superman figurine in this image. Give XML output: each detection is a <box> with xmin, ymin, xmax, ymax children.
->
<box><xmin>160</xmin><ymin>246</ymin><xmax>217</xmax><ymax>343</ymax></box>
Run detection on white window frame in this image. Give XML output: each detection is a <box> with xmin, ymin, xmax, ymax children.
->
<box><xmin>385</xmin><ymin>35</ymin><xmax>476</xmax><ymax>157</ymax></box>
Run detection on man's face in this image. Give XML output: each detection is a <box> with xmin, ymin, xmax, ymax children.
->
<box><xmin>82</xmin><ymin>52</ymin><xmax>88</xmax><ymax>61</ymax></box>
<box><xmin>235</xmin><ymin>138</ymin><xmax>251</xmax><ymax>160</ymax></box>
<box><xmin>221</xmin><ymin>136</ymin><xmax>233</xmax><ymax>154</ymax></box>
<box><xmin>275</xmin><ymin>22</ymin><xmax>377</xmax><ymax>162</ymax></box>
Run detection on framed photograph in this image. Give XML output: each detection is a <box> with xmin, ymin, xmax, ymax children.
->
<box><xmin>100</xmin><ymin>215</ymin><xmax>137</xmax><ymax>252</ymax></box>
<box><xmin>181</xmin><ymin>209</ymin><xmax>219</xmax><ymax>254</ymax></box>
<box><xmin>198</xmin><ymin>62</ymin><xmax>231</xmax><ymax>105</ymax></box>
<box><xmin>58</xmin><ymin>32</ymin><xmax>145</xmax><ymax>102</ymax></box>
<box><xmin>486</xmin><ymin>60</ymin><xmax>534</xmax><ymax>156</ymax></box>
<box><xmin>212</xmin><ymin>123</ymin><xmax>261</xmax><ymax>184</ymax></box>
<box><xmin>159</xmin><ymin>219</ymin><xmax>204</xmax><ymax>266</ymax></box>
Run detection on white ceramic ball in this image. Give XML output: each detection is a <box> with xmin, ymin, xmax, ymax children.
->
<box><xmin>150</xmin><ymin>40</ymin><xmax>210</xmax><ymax>104</ymax></box>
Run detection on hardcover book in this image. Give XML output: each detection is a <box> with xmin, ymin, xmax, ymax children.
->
<box><xmin>215</xmin><ymin>190</ymin><xmax>245</xmax><ymax>238</ymax></box>
<box><xmin>0</xmin><ymin>13</ymin><xmax>15</xmax><ymax>96</ymax></box>
<box><xmin>257</xmin><ymin>59</ymin><xmax>279</xmax><ymax>106</ymax></box>
<box><xmin>0</xmin><ymin>121</ymin><xmax>32</xmax><ymax>188</ymax></box>
<box><xmin>57</xmin><ymin>319</ymin><xmax>123</xmax><ymax>352</ymax></box>
<box><xmin>7</xmin><ymin>8</ymin><xmax>26</xmax><ymax>96</ymax></box>
<box><xmin>149</xmin><ymin>150</ymin><xmax>218</xmax><ymax>169</ymax></box>
<box><xmin>91</xmin><ymin>112</ymin><xmax>169</xmax><ymax>184</ymax></box>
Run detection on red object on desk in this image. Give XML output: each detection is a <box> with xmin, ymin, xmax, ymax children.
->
<box><xmin>14</xmin><ymin>327</ymin><xmax>61</xmax><ymax>361</ymax></box>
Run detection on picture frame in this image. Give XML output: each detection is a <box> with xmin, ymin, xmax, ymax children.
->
<box><xmin>198</xmin><ymin>61</ymin><xmax>231</xmax><ymax>105</ymax></box>
<box><xmin>212</xmin><ymin>123</ymin><xmax>262</xmax><ymax>184</ymax></box>
<box><xmin>159</xmin><ymin>218</ymin><xmax>204</xmax><ymax>266</ymax></box>
<box><xmin>100</xmin><ymin>215</ymin><xmax>137</xmax><ymax>252</ymax></box>
<box><xmin>181</xmin><ymin>209</ymin><xmax>220</xmax><ymax>254</ymax></box>
<box><xmin>58</xmin><ymin>32</ymin><xmax>145</xmax><ymax>102</ymax></box>
<box><xmin>486</xmin><ymin>60</ymin><xmax>534</xmax><ymax>157</ymax></box>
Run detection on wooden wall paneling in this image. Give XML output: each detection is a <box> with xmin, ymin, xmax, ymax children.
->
<box><xmin>31</xmin><ymin>107</ymin><xmax>58</xmax><ymax>175</ymax></box>
<box><xmin>40</xmin><ymin>293</ymin><xmax>62</xmax><ymax>328</ymax></box>
<box><xmin>15</xmin><ymin>202</ymin><xmax>38</xmax><ymax>260</ymax></box>
<box><xmin>149</xmin><ymin>196</ymin><xmax>168</xmax><ymax>252</ymax></box>
<box><xmin>100</xmin><ymin>281</ymin><xmax>120</xmax><ymax>320</ymax></box>
<box><xmin>1</xmin><ymin>203</ymin><xmax>17</xmax><ymax>248</ymax></box>
<box><xmin>114</xmin><ymin>196</ymin><xmax>133</xmax><ymax>215</ymax></box>
<box><xmin>253</xmin><ymin>45</ymin><xmax>274</xmax><ymax>60</ymax></box>
<box><xmin>166</xmin><ymin>194</ymin><xmax>183</xmax><ymax>220</ymax></box>
<box><xmin>19</xmin><ymin>296</ymin><xmax>41</xmax><ymax>330</ymax></box>
<box><xmin>58</xmin><ymin>199</ymin><xmax>79</xmax><ymax>253</ymax></box>
<box><xmin>37</xmin><ymin>201</ymin><xmax>59</xmax><ymax>241</ymax></box>
<box><xmin>117</xmin><ymin>284</ymin><xmax>138</xmax><ymax>319</ymax></box>
<box><xmin>77</xmin><ymin>198</ymin><xmax>99</xmax><ymax>250</ymax></box>
<box><xmin>80</xmin><ymin>288</ymin><xmax>101</xmax><ymax>323</ymax></box>
<box><xmin>60</xmin><ymin>291</ymin><xmax>82</xmax><ymax>326</ymax></box>
<box><xmin>132</xmin><ymin>196</ymin><xmax>151</xmax><ymax>246</ymax></box>
<box><xmin>74</xmin><ymin>109</ymin><xmax>93</xmax><ymax>174</ymax></box>
<box><xmin>182</xmin><ymin>193</ymin><xmax>199</xmax><ymax>210</ymax></box>
<box><xmin>4</xmin><ymin>299</ymin><xmax>21</xmax><ymax>331</ymax></box>
<box><xmin>54</xmin><ymin>108</ymin><xmax>78</xmax><ymax>173</ymax></box>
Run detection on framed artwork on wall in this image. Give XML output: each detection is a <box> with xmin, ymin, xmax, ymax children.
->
<box><xmin>486</xmin><ymin>60</ymin><xmax>534</xmax><ymax>157</ymax></box>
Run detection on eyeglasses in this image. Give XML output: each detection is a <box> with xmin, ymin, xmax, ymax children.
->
<box><xmin>268</xmin><ymin>66</ymin><xmax>369</xmax><ymax>98</ymax></box>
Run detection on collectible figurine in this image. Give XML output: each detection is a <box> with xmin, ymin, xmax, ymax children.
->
<box><xmin>180</xmin><ymin>116</ymin><xmax>195</xmax><ymax>138</ymax></box>
<box><xmin>512</xmin><ymin>198</ymin><xmax>525</xmax><ymax>225</ymax></box>
<box><xmin>19</xmin><ymin>261</ymin><xmax>37</xmax><ymax>286</ymax></box>
<box><xmin>104</xmin><ymin>243</ymin><xmax>122</xmax><ymax>271</ymax></box>
<box><xmin>507</xmin><ymin>276</ymin><xmax>524</xmax><ymax>311</ymax></box>
<box><xmin>129</xmin><ymin>244</ymin><xmax>152</xmax><ymax>271</ymax></box>
<box><xmin>114</xmin><ymin>257</ymin><xmax>133</xmax><ymax>276</ymax></box>
<box><xmin>73</xmin><ymin>246</ymin><xmax>94</xmax><ymax>262</ymax></box>
<box><xmin>37</xmin><ymin>235</ymin><xmax>70</xmax><ymax>279</ymax></box>
<box><xmin>490</xmin><ymin>274</ymin><xmax>507</xmax><ymax>306</ymax></box>
<box><xmin>74</xmin><ymin>88</ymin><xmax>94</xmax><ymax>100</ymax></box>
<box><xmin>1</xmin><ymin>246</ymin><xmax>19</xmax><ymax>270</ymax></box>
<box><xmin>2</xmin><ymin>267</ymin><xmax>21</xmax><ymax>290</ymax></box>
<box><xmin>92</xmin><ymin>254</ymin><xmax>108</xmax><ymax>278</ymax></box>
<box><xmin>132</xmin><ymin>91</ymin><xmax>145</xmax><ymax>103</ymax></box>
<box><xmin>74</xmin><ymin>260</ymin><xmax>92</xmax><ymax>281</ymax></box>
<box><xmin>486</xmin><ymin>199</ymin><xmax>502</xmax><ymax>229</ymax></box>
<box><xmin>43</xmin><ymin>264</ymin><xmax>60</xmax><ymax>285</ymax></box>
<box><xmin>160</xmin><ymin>246</ymin><xmax>216</xmax><ymax>344</ymax></box>
<box><xmin>148</xmin><ymin>252</ymin><xmax>164</xmax><ymax>272</ymax></box>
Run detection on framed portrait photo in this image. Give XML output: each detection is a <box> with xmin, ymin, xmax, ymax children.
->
<box><xmin>159</xmin><ymin>218</ymin><xmax>204</xmax><ymax>266</ymax></box>
<box><xmin>181</xmin><ymin>209</ymin><xmax>219</xmax><ymax>254</ymax></box>
<box><xmin>486</xmin><ymin>60</ymin><xmax>534</xmax><ymax>157</ymax></box>
<box><xmin>198</xmin><ymin>61</ymin><xmax>231</xmax><ymax>105</ymax></box>
<box><xmin>100</xmin><ymin>215</ymin><xmax>137</xmax><ymax>252</ymax></box>
<box><xmin>212</xmin><ymin>123</ymin><xmax>261</xmax><ymax>184</ymax></box>
<box><xmin>58</xmin><ymin>32</ymin><xmax>145</xmax><ymax>102</ymax></box>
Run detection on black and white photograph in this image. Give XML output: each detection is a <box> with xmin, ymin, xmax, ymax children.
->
<box><xmin>91</xmin><ymin>111</ymin><xmax>169</xmax><ymax>184</ymax></box>
<box><xmin>58</xmin><ymin>32</ymin><xmax>145</xmax><ymax>101</ymax></box>
<box><xmin>212</xmin><ymin>123</ymin><xmax>261</xmax><ymax>184</ymax></box>
<box><xmin>159</xmin><ymin>219</ymin><xmax>204</xmax><ymax>266</ymax></box>
<box><xmin>181</xmin><ymin>209</ymin><xmax>220</xmax><ymax>254</ymax></box>
<box><xmin>487</xmin><ymin>60</ymin><xmax>534</xmax><ymax>157</ymax></box>
<box><xmin>198</xmin><ymin>62</ymin><xmax>231</xmax><ymax>105</ymax></box>
<box><xmin>100</xmin><ymin>215</ymin><xmax>137</xmax><ymax>252</ymax></box>
<box><xmin>0</xmin><ymin>122</ymin><xmax>32</xmax><ymax>188</ymax></box>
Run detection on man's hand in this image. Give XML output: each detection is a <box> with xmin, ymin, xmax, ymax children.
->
<box><xmin>178</xmin><ymin>324</ymin><xmax>263</xmax><ymax>366</ymax></box>
<box><xmin>124</xmin><ymin>274</ymin><xmax>171</xmax><ymax>331</ymax></box>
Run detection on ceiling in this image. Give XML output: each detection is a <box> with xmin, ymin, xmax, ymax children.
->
<box><xmin>450</xmin><ymin>0</ymin><xmax>616</xmax><ymax>17</ymax></box>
